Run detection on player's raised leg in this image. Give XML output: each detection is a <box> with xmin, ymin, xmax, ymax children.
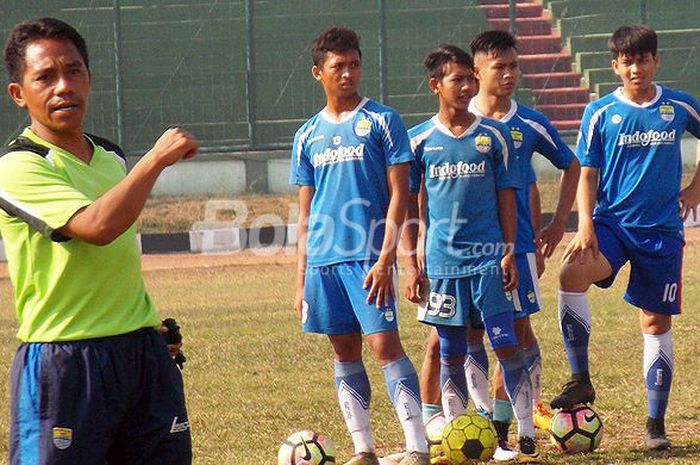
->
<box><xmin>551</xmin><ymin>167</ymin><xmax>614</xmax><ymax>410</ymax></box>
<box><xmin>552</xmin><ymin>252</ymin><xmax>611</xmax><ymax>409</ymax></box>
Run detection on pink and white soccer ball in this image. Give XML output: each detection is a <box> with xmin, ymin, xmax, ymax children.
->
<box><xmin>549</xmin><ymin>405</ymin><xmax>603</xmax><ymax>454</ymax></box>
<box><xmin>278</xmin><ymin>430</ymin><xmax>336</xmax><ymax>465</ymax></box>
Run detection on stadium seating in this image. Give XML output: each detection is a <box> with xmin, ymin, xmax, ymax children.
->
<box><xmin>543</xmin><ymin>0</ymin><xmax>700</xmax><ymax>99</ymax></box>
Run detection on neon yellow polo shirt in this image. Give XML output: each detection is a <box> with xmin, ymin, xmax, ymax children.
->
<box><xmin>0</xmin><ymin>128</ymin><xmax>159</xmax><ymax>342</ymax></box>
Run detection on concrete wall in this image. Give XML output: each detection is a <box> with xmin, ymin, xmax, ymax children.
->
<box><xmin>150</xmin><ymin>158</ymin><xmax>247</xmax><ymax>196</ymax></box>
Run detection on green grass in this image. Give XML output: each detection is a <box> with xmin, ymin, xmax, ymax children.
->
<box><xmin>1</xmin><ymin>240</ymin><xmax>700</xmax><ymax>464</ymax></box>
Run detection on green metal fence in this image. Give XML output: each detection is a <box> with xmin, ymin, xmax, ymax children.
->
<box><xmin>0</xmin><ymin>0</ymin><xmax>488</xmax><ymax>155</ymax></box>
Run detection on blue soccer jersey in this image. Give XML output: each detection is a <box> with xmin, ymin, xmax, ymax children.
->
<box><xmin>470</xmin><ymin>100</ymin><xmax>574</xmax><ymax>253</ymax></box>
<box><xmin>577</xmin><ymin>85</ymin><xmax>700</xmax><ymax>233</ymax></box>
<box><xmin>290</xmin><ymin>97</ymin><xmax>413</xmax><ymax>266</ymax></box>
<box><xmin>409</xmin><ymin>115</ymin><xmax>522</xmax><ymax>278</ymax></box>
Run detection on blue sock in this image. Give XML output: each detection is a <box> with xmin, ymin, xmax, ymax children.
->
<box><xmin>643</xmin><ymin>332</ymin><xmax>674</xmax><ymax>419</ymax></box>
<box><xmin>558</xmin><ymin>291</ymin><xmax>591</xmax><ymax>374</ymax></box>
<box><xmin>440</xmin><ymin>361</ymin><xmax>468</xmax><ymax>421</ymax></box>
<box><xmin>492</xmin><ymin>398</ymin><xmax>513</xmax><ymax>424</ymax></box>
<box><xmin>383</xmin><ymin>357</ymin><xmax>427</xmax><ymax>453</ymax></box>
<box><xmin>334</xmin><ymin>360</ymin><xmax>374</xmax><ymax>453</ymax></box>
<box><xmin>499</xmin><ymin>352</ymin><xmax>534</xmax><ymax>439</ymax></box>
<box><xmin>422</xmin><ymin>403</ymin><xmax>442</xmax><ymax>423</ymax></box>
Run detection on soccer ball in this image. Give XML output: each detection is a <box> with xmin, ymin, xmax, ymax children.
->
<box><xmin>549</xmin><ymin>405</ymin><xmax>603</xmax><ymax>454</ymax></box>
<box><xmin>425</xmin><ymin>412</ymin><xmax>447</xmax><ymax>459</ymax></box>
<box><xmin>278</xmin><ymin>430</ymin><xmax>336</xmax><ymax>465</ymax></box>
<box><xmin>441</xmin><ymin>413</ymin><xmax>497</xmax><ymax>464</ymax></box>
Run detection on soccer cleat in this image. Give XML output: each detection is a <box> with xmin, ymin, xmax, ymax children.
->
<box><xmin>476</xmin><ymin>408</ymin><xmax>493</xmax><ymax>422</ymax></box>
<box><xmin>493</xmin><ymin>445</ymin><xmax>519</xmax><ymax>462</ymax></box>
<box><xmin>550</xmin><ymin>375</ymin><xmax>596</xmax><ymax>409</ymax></box>
<box><xmin>398</xmin><ymin>451</ymin><xmax>430</xmax><ymax>465</ymax></box>
<box><xmin>517</xmin><ymin>437</ymin><xmax>542</xmax><ymax>464</ymax></box>
<box><xmin>532</xmin><ymin>401</ymin><xmax>554</xmax><ymax>431</ymax></box>
<box><xmin>344</xmin><ymin>451</ymin><xmax>379</xmax><ymax>465</ymax></box>
<box><xmin>384</xmin><ymin>452</ymin><xmax>406</xmax><ymax>463</ymax></box>
<box><xmin>644</xmin><ymin>417</ymin><xmax>671</xmax><ymax>450</ymax></box>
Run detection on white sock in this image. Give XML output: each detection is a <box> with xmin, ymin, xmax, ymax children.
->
<box><xmin>383</xmin><ymin>357</ymin><xmax>429</xmax><ymax>454</ymax></box>
<box><xmin>558</xmin><ymin>290</ymin><xmax>592</xmax><ymax>374</ymax></box>
<box><xmin>335</xmin><ymin>361</ymin><xmax>375</xmax><ymax>453</ymax></box>
<box><xmin>643</xmin><ymin>330</ymin><xmax>674</xmax><ymax>419</ymax></box>
<box><xmin>464</xmin><ymin>341</ymin><xmax>492</xmax><ymax>413</ymax></box>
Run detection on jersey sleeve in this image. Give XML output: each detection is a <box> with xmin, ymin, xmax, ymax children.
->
<box><xmin>0</xmin><ymin>151</ymin><xmax>92</xmax><ymax>240</ymax></box>
<box><xmin>576</xmin><ymin>103</ymin><xmax>605</xmax><ymax>168</ymax></box>
<box><xmin>376</xmin><ymin>110</ymin><xmax>414</xmax><ymax>166</ymax></box>
<box><xmin>675</xmin><ymin>92</ymin><xmax>700</xmax><ymax>139</ymax></box>
<box><xmin>289</xmin><ymin>125</ymin><xmax>315</xmax><ymax>186</ymax></box>
<box><xmin>529</xmin><ymin>115</ymin><xmax>574</xmax><ymax>169</ymax></box>
<box><xmin>489</xmin><ymin>124</ymin><xmax>523</xmax><ymax>191</ymax></box>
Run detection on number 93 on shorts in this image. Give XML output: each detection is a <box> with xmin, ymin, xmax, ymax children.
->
<box><xmin>417</xmin><ymin>270</ymin><xmax>516</xmax><ymax>329</ymax></box>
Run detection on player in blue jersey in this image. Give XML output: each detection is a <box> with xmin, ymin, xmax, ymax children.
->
<box><xmin>467</xmin><ymin>30</ymin><xmax>580</xmax><ymax>458</ymax></box>
<box><xmin>290</xmin><ymin>26</ymin><xmax>428</xmax><ymax>465</ymax></box>
<box><xmin>402</xmin><ymin>44</ymin><xmax>541</xmax><ymax>463</ymax></box>
<box><xmin>550</xmin><ymin>25</ymin><xmax>700</xmax><ymax>450</ymax></box>
<box><xmin>414</xmin><ymin>31</ymin><xmax>580</xmax><ymax>461</ymax></box>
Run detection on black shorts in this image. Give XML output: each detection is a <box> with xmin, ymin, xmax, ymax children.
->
<box><xmin>10</xmin><ymin>328</ymin><xmax>191</xmax><ymax>465</ymax></box>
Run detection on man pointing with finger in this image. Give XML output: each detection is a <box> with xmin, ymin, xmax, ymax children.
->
<box><xmin>0</xmin><ymin>17</ymin><xmax>196</xmax><ymax>465</ymax></box>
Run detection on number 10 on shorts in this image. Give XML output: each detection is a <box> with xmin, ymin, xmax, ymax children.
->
<box><xmin>662</xmin><ymin>283</ymin><xmax>678</xmax><ymax>303</ymax></box>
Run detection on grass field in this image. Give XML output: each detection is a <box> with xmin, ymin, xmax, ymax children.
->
<box><xmin>1</xmin><ymin>234</ymin><xmax>700</xmax><ymax>464</ymax></box>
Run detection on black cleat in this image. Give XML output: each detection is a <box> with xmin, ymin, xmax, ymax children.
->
<box><xmin>517</xmin><ymin>436</ymin><xmax>542</xmax><ymax>463</ymax></box>
<box><xmin>645</xmin><ymin>417</ymin><xmax>671</xmax><ymax>450</ymax></box>
<box><xmin>550</xmin><ymin>373</ymin><xmax>595</xmax><ymax>409</ymax></box>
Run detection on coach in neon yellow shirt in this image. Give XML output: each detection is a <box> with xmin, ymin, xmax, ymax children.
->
<box><xmin>0</xmin><ymin>18</ymin><xmax>197</xmax><ymax>464</ymax></box>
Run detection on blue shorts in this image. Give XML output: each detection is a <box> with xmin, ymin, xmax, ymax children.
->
<box><xmin>594</xmin><ymin>219</ymin><xmax>684</xmax><ymax>315</ymax></box>
<box><xmin>417</xmin><ymin>268</ymin><xmax>518</xmax><ymax>349</ymax></box>
<box><xmin>302</xmin><ymin>261</ymin><xmax>398</xmax><ymax>335</ymax></box>
<box><xmin>10</xmin><ymin>329</ymin><xmax>191</xmax><ymax>465</ymax></box>
<box><xmin>513</xmin><ymin>252</ymin><xmax>542</xmax><ymax>319</ymax></box>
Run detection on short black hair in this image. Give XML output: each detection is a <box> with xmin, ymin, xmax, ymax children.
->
<box><xmin>310</xmin><ymin>26</ymin><xmax>362</xmax><ymax>67</ymax></box>
<box><xmin>609</xmin><ymin>25</ymin><xmax>657</xmax><ymax>58</ymax></box>
<box><xmin>423</xmin><ymin>44</ymin><xmax>474</xmax><ymax>79</ymax></box>
<box><xmin>4</xmin><ymin>17</ymin><xmax>89</xmax><ymax>83</ymax></box>
<box><xmin>470</xmin><ymin>30</ymin><xmax>518</xmax><ymax>56</ymax></box>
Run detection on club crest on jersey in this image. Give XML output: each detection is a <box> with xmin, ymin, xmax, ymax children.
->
<box><xmin>355</xmin><ymin>118</ymin><xmax>372</xmax><ymax>137</ymax></box>
<box><xmin>510</xmin><ymin>129</ymin><xmax>523</xmax><ymax>149</ymax></box>
<box><xmin>333</xmin><ymin>135</ymin><xmax>342</xmax><ymax>145</ymax></box>
<box><xmin>611</xmin><ymin>114</ymin><xmax>622</xmax><ymax>124</ymax></box>
<box><xmin>659</xmin><ymin>104</ymin><xmax>675</xmax><ymax>122</ymax></box>
<box><xmin>527</xmin><ymin>290</ymin><xmax>536</xmax><ymax>303</ymax></box>
<box><xmin>475</xmin><ymin>134</ymin><xmax>492</xmax><ymax>154</ymax></box>
<box><xmin>52</xmin><ymin>427</ymin><xmax>72</xmax><ymax>450</ymax></box>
